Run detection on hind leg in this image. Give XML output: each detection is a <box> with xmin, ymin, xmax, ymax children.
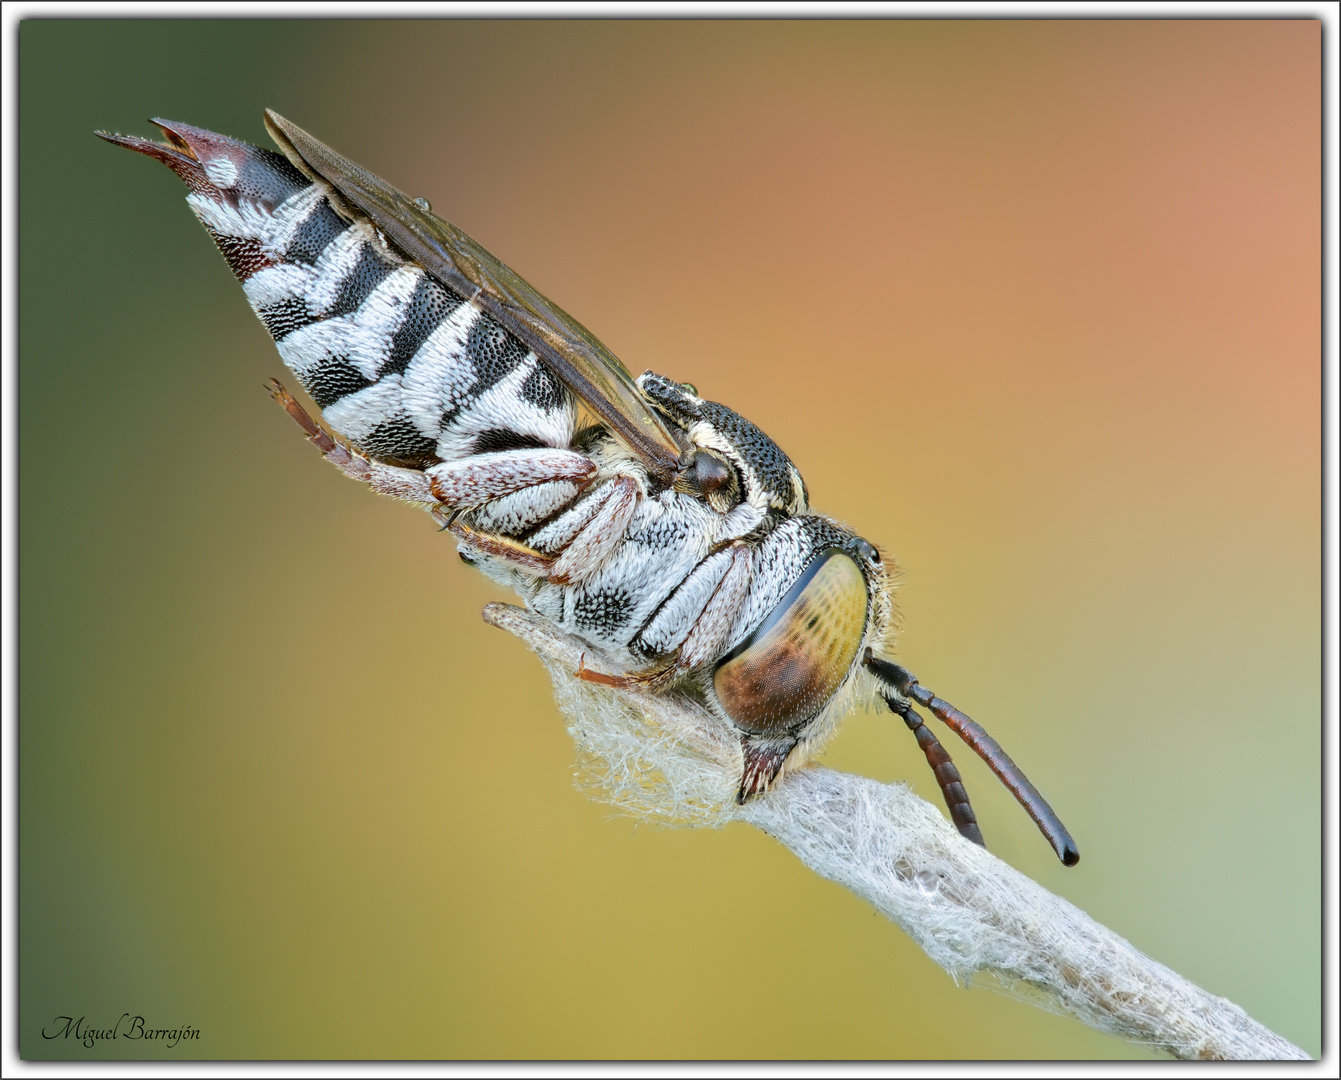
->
<box><xmin>268</xmin><ymin>380</ymin><xmax>437</xmax><ymax>504</ymax></box>
<box><xmin>269</xmin><ymin>379</ymin><xmax>634</xmax><ymax>584</ymax></box>
<box><xmin>270</xmin><ymin>379</ymin><xmax>597</xmax><ymax>514</ymax></box>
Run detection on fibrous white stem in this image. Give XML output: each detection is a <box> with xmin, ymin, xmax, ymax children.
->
<box><xmin>483</xmin><ymin>602</ymin><xmax>1308</xmax><ymax>1061</ymax></box>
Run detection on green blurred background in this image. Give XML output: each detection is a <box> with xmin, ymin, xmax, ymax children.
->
<box><xmin>19</xmin><ymin>19</ymin><xmax>1320</xmax><ymax>1060</ymax></box>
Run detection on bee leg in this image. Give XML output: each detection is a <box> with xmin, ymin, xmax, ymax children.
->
<box><xmin>573</xmin><ymin>542</ymin><xmax>752</xmax><ymax>708</ymax></box>
<box><xmin>645</xmin><ymin>543</ymin><xmax>779</xmax><ymax>802</ymax></box>
<box><xmin>267</xmin><ymin>380</ymin><xmax>437</xmax><ymax>504</ymax></box>
<box><xmin>544</xmin><ymin>477</ymin><xmax>641</xmax><ymax>586</ymax></box>
<box><xmin>883</xmin><ymin>696</ymin><xmax>985</xmax><ymax>847</ymax></box>
<box><xmin>737</xmin><ymin>736</ymin><xmax>795</xmax><ymax>803</ymax></box>
<box><xmin>674</xmin><ymin>544</ymin><xmax>753</xmax><ymax>671</ymax></box>
<box><xmin>270</xmin><ymin>381</ymin><xmax>573</xmax><ymax>575</ymax></box>
<box><xmin>864</xmin><ymin>653</ymin><xmax>1080</xmax><ymax>866</ymax></box>
<box><xmin>573</xmin><ymin>654</ymin><xmax>676</xmax><ymax>689</ymax></box>
<box><xmin>434</xmin><ymin>461</ymin><xmax>648</xmax><ymax>586</ymax></box>
<box><xmin>443</xmin><ymin>518</ymin><xmax>556</xmax><ymax>576</ymax></box>
<box><xmin>469</xmin><ymin>480</ymin><xmax>594</xmax><ymax>539</ymax></box>
<box><xmin>427</xmin><ymin>450</ymin><xmax>597</xmax><ymax>507</ymax></box>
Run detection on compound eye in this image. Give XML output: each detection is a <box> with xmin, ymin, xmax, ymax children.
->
<box><xmin>694</xmin><ymin>449</ymin><xmax>741</xmax><ymax>513</ymax></box>
<box><xmin>713</xmin><ymin>550</ymin><xmax>869</xmax><ymax>737</ymax></box>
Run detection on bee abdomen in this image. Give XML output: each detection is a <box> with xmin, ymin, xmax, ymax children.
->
<box><xmin>283</xmin><ymin>195</ymin><xmax>346</xmax><ymax>266</ymax></box>
<box><xmin>140</xmin><ymin>122</ymin><xmax>576</xmax><ymax>468</ymax></box>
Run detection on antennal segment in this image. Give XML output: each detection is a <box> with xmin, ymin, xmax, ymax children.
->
<box><xmin>883</xmin><ymin>695</ymin><xmax>986</xmax><ymax>848</ymax></box>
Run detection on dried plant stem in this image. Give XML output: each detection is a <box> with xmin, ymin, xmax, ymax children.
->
<box><xmin>484</xmin><ymin>603</ymin><xmax>1308</xmax><ymax>1061</ymax></box>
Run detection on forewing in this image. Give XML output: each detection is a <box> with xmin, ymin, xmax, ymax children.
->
<box><xmin>263</xmin><ymin>111</ymin><xmax>684</xmax><ymax>483</ymax></box>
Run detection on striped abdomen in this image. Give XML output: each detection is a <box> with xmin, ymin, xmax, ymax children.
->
<box><xmin>164</xmin><ymin>125</ymin><xmax>577</xmax><ymax>469</ymax></box>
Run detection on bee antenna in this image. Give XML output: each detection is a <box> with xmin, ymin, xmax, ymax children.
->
<box><xmin>883</xmin><ymin>694</ymin><xmax>986</xmax><ymax>849</ymax></box>
<box><xmin>865</xmin><ymin>652</ymin><xmax>1080</xmax><ymax>866</ymax></box>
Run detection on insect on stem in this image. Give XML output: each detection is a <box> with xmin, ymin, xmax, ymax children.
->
<box><xmin>111</xmin><ymin>112</ymin><xmax>1084</xmax><ymax>873</ymax></box>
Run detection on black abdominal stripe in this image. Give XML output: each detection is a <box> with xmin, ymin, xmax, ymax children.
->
<box><xmin>187</xmin><ymin>149</ymin><xmax>575</xmax><ymax>469</ymax></box>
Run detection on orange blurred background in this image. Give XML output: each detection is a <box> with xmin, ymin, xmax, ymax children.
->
<box><xmin>20</xmin><ymin>20</ymin><xmax>1319</xmax><ymax>1059</ymax></box>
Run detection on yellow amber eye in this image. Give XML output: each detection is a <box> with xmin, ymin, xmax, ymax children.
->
<box><xmin>713</xmin><ymin>550</ymin><xmax>869</xmax><ymax>736</ymax></box>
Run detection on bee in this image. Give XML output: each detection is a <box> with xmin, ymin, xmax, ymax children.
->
<box><xmin>98</xmin><ymin>112</ymin><xmax>1079</xmax><ymax>865</ymax></box>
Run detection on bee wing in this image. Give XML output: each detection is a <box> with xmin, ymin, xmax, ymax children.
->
<box><xmin>264</xmin><ymin>110</ymin><xmax>684</xmax><ymax>484</ymax></box>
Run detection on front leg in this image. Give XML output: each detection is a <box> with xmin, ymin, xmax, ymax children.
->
<box><xmin>576</xmin><ymin>540</ymin><xmax>791</xmax><ymax>803</ymax></box>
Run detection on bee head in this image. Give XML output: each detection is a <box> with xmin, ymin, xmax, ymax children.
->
<box><xmin>637</xmin><ymin>372</ymin><xmax>809</xmax><ymax>516</ymax></box>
